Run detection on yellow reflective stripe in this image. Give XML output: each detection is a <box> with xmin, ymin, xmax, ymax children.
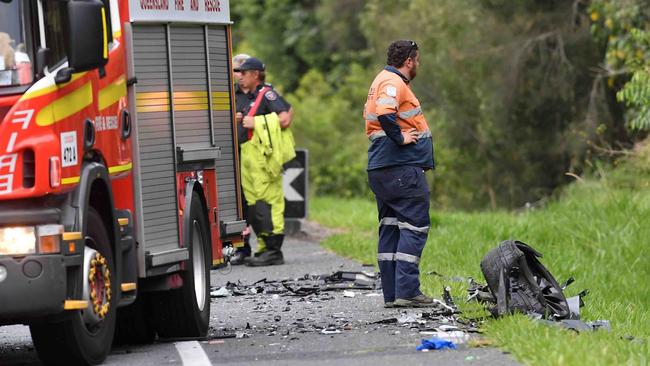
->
<box><xmin>136</xmin><ymin>98</ymin><xmax>170</xmax><ymax>106</ymax></box>
<box><xmin>136</xmin><ymin>91</ymin><xmax>232</xmax><ymax>113</ymax></box>
<box><xmin>176</xmin><ymin>104</ymin><xmax>209</xmax><ymax>111</ymax></box>
<box><xmin>212</xmin><ymin>93</ymin><xmax>230</xmax><ymax>111</ymax></box>
<box><xmin>136</xmin><ymin>91</ymin><xmax>170</xmax><ymax>113</ymax></box>
<box><xmin>61</xmin><ymin>163</ymin><xmax>131</xmax><ymax>186</ymax></box>
<box><xmin>101</xmin><ymin>8</ymin><xmax>108</xmax><ymax>59</ymax></box>
<box><xmin>19</xmin><ymin>72</ymin><xmax>88</xmax><ymax>102</ymax></box>
<box><xmin>62</xmin><ymin>176</ymin><xmax>80</xmax><ymax>185</ymax></box>
<box><xmin>108</xmin><ymin>162</ymin><xmax>133</xmax><ymax>174</ymax></box>
<box><xmin>98</xmin><ymin>75</ymin><xmax>126</xmax><ymax>110</ymax></box>
<box><xmin>36</xmin><ymin>82</ymin><xmax>93</xmax><ymax>126</ymax></box>
<box><xmin>137</xmin><ymin>105</ymin><xmax>170</xmax><ymax>113</ymax></box>
<box><xmin>213</xmin><ymin>258</ymin><xmax>225</xmax><ymax>265</ymax></box>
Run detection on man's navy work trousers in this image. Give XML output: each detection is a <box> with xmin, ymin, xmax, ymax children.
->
<box><xmin>368</xmin><ymin>165</ymin><xmax>430</xmax><ymax>303</ymax></box>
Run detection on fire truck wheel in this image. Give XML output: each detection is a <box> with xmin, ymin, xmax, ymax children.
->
<box><xmin>153</xmin><ymin>191</ymin><xmax>211</xmax><ymax>338</ymax></box>
<box><xmin>30</xmin><ymin>207</ymin><xmax>117</xmax><ymax>365</ymax></box>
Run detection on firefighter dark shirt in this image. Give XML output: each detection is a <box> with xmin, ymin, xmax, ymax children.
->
<box><xmin>235</xmin><ymin>83</ymin><xmax>291</xmax><ymax>145</ymax></box>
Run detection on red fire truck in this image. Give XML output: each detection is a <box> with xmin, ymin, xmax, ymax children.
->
<box><xmin>0</xmin><ymin>0</ymin><xmax>245</xmax><ymax>364</ymax></box>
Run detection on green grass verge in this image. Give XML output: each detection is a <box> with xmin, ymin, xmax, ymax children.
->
<box><xmin>309</xmin><ymin>148</ymin><xmax>650</xmax><ymax>365</ymax></box>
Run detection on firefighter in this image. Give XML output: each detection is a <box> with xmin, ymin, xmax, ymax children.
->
<box><xmin>364</xmin><ymin>40</ymin><xmax>435</xmax><ymax>307</ymax></box>
<box><xmin>236</xmin><ymin>57</ymin><xmax>293</xmax><ymax>266</ymax></box>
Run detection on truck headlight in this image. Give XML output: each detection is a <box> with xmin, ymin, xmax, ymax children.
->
<box><xmin>0</xmin><ymin>227</ymin><xmax>36</xmax><ymax>255</ymax></box>
<box><xmin>0</xmin><ymin>225</ymin><xmax>64</xmax><ymax>256</ymax></box>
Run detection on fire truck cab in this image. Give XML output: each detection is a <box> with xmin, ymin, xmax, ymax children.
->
<box><xmin>0</xmin><ymin>0</ymin><xmax>243</xmax><ymax>364</ymax></box>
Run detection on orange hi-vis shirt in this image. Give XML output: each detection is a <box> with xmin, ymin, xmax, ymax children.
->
<box><xmin>364</xmin><ymin>67</ymin><xmax>434</xmax><ymax>170</ymax></box>
<box><xmin>364</xmin><ymin>69</ymin><xmax>430</xmax><ymax>138</ymax></box>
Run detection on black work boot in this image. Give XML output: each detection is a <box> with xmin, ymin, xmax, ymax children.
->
<box><xmin>245</xmin><ymin>235</ymin><xmax>284</xmax><ymax>266</ymax></box>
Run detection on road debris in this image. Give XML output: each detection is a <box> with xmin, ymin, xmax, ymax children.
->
<box><xmin>321</xmin><ymin>328</ymin><xmax>342</xmax><ymax>335</ymax></box>
<box><xmin>473</xmin><ymin>240</ymin><xmax>609</xmax><ymax>332</ymax></box>
<box><xmin>210</xmin><ymin>270</ymin><xmax>381</xmax><ymax>298</ymax></box>
<box><xmin>416</xmin><ymin>337</ymin><xmax>457</xmax><ymax>351</ymax></box>
<box><xmin>419</xmin><ymin>331</ymin><xmax>470</xmax><ymax>344</ymax></box>
<box><xmin>210</xmin><ymin>286</ymin><xmax>231</xmax><ymax>298</ymax></box>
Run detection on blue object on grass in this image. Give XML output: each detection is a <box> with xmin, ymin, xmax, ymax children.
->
<box><xmin>416</xmin><ymin>337</ymin><xmax>457</xmax><ymax>351</ymax></box>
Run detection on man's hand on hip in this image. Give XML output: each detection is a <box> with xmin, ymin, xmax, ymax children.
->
<box><xmin>401</xmin><ymin>128</ymin><xmax>419</xmax><ymax>145</ymax></box>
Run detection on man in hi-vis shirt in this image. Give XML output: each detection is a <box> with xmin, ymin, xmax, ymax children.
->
<box><xmin>363</xmin><ymin>40</ymin><xmax>435</xmax><ymax>308</ymax></box>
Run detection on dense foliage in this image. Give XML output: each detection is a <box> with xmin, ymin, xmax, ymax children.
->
<box><xmin>590</xmin><ymin>0</ymin><xmax>650</xmax><ymax>130</ymax></box>
<box><xmin>232</xmin><ymin>0</ymin><xmax>648</xmax><ymax>209</ymax></box>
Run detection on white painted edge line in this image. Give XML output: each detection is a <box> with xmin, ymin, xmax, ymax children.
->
<box><xmin>174</xmin><ymin>340</ymin><xmax>212</xmax><ymax>366</ymax></box>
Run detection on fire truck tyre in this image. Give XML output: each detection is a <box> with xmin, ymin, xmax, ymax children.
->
<box><xmin>30</xmin><ymin>208</ymin><xmax>117</xmax><ymax>365</ymax></box>
<box><xmin>153</xmin><ymin>191</ymin><xmax>211</xmax><ymax>338</ymax></box>
<box><xmin>114</xmin><ymin>293</ymin><xmax>155</xmax><ymax>345</ymax></box>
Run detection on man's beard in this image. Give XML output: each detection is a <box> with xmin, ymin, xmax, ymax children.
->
<box><xmin>409</xmin><ymin>66</ymin><xmax>417</xmax><ymax>80</ymax></box>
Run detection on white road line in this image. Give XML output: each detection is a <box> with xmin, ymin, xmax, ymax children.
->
<box><xmin>174</xmin><ymin>341</ymin><xmax>212</xmax><ymax>366</ymax></box>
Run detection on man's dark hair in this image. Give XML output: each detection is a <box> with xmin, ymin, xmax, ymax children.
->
<box><xmin>386</xmin><ymin>40</ymin><xmax>419</xmax><ymax>67</ymax></box>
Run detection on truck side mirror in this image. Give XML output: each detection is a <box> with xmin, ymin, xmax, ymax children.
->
<box><xmin>56</xmin><ymin>0</ymin><xmax>108</xmax><ymax>83</ymax></box>
<box><xmin>35</xmin><ymin>48</ymin><xmax>49</xmax><ymax>78</ymax></box>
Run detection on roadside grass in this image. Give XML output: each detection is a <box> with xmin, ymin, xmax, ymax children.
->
<box><xmin>309</xmin><ymin>151</ymin><xmax>650</xmax><ymax>365</ymax></box>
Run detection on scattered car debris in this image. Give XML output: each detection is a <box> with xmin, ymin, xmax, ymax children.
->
<box><xmin>416</xmin><ymin>337</ymin><xmax>457</xmax><ymax>351</ymax></box>
<box><xmin>210</xmin><ymin>286</ymin><xmax>231</xmax><ymax>298</ymax></box>
<box><xmin>321</xmin><ymin>328</ymin><xmax>342</xmax><ymax>335</ymax></box>
<box><xmin>211</xmin><ymin>270</ymin><xmax>382</xmax><ymax>298</ymax></box>
<box><xmin>472</xmin><ymin>240</ymin><xmax>609</xmax><ymax>332</ymax></box>
<box><xmin>536</xmin><ymin>318</ymin><xmax>612</xmax><ymax>333</ymax></box>
<box><xmin>419</xmin><ymin>331</ymin><xmax>470</xmax><ymax>344</ymax></box>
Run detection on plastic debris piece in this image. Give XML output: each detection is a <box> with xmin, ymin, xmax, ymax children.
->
<box><xmin>235</xmin><ymin>331</ymin><xmax>251</xmax><ymax>339</ymax></box>
<box><xmin>419</xmin><ymin>331</ymin><xmax>469</xmax><ymax>344</ymax></box>
<box><xmin>372</xmin><ymin>318</ymin><xmax>398</xmax><ymax>324</ymax></box>
<box><xmin>210</xmin><ymin>286</ymin><xmax>231</xmax><ymax>298</ymax></box>
<box><xmin>443</xmin><ymin>286</ymin><xmax>456</xmax><ymax>309</ymax></box>
<box><xmin>397</xmin><ymin>313</ymin><xmax>419</xmax><ymax>324</ymax></box>
<box><xmin>537</xmin><ymin>318</ymin><xmax>611</xmax><ymax>332</ymax></box>
<box><xmin>343</xmin><ymin>290</ymin><xmax>356</xmax><ymax>298</ymax></box>
<box><xmin>416</xmin><ymin>337</ymin><xmax>457</xmax><ymax>351</ymax></box>
<box><xmin>365</xmin><ymin>293</ymin><xmax>382</xmax><ymax>297</ymax></box>
<box><xmin>321</xmin><ymin>328</ymin><xmax>342</xmax><ymax>335</ymax></box>
<box><xmin>566</xmin><ymin>295</ymin><xmax>581</xmax><ymax>319</ymax></box>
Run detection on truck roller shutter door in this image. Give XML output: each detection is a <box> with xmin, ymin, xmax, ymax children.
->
<box><xmin>208</xmin><ymin>26</ymin><xmax>239</xmax><ymax>224</ymax></box>
<box><xmin>170</xmin><ymin>26</ymin><xmax>212</xmax><ymax>147</ymax></box>
<box><xmin>132</xmin><ymin>25</ymin><xmax>180</xmax><ymax>255</ymax></box>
